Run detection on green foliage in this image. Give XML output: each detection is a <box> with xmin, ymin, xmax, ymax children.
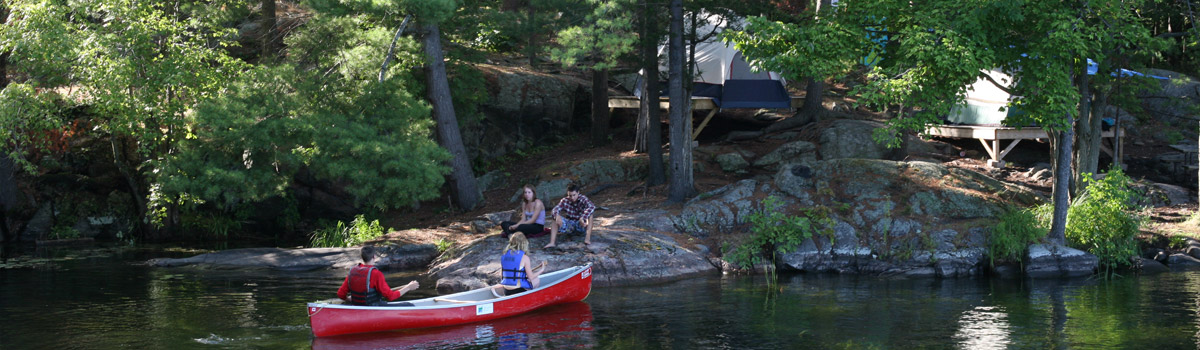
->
<box><xmin>305</xmin><ymin>0</ymin><xmax>455</xmax><ymax>22</ymax></box>
<box><xmin>987</xmin><ymin>170</ymin><xmax>1142</xmax><ymax>272</ymax></box>
<box><xmin>549</xmin><ymin>0</ymin><xmax>636</xmax><ymax>70</ymax></box>
<box><xmin>181</xmin><ymin>211</ymin><xmax>243</xmax><ymax>240</ymax></box>
<box><xmin>1164</xmin><ymin>130</ymin><xmax>1185</xmax><ymax>144</ymax></box>
<box><xmin>0</xmin><ymin>84</ymin><xmax>63</xmax><ymax>173</ymax></box>
<box><xmin>726</xmin><ymin>196</ymin><xmax>833</xmax><ymax>269</ymax></box>
<box><xmin>159</xmin><ymin>10</ymin><xmax>451</xmax><ymax>211</ymax></box>
<box><xmin>1065</xmin><ymin>170</ymin><xmax>1143</xmax><ymax>273</ymax></box>
<box><xmin>724</xmin><ymin>15</ymin><xmax>868</xmax><ymax>90</ymax></box>
<box><xmin>309</xmin><ymin>215</ymin><xmax>391</xmax><ymax>248</ymax></box>
<box><xmin>1168</xmin><ymin>235</ymin><xmax>1191</xmax><ymax>250</ymax></box>
<box><xmin>447</xmin><ymin>61</ymin><xmax>488</xmax><ymax>125</ymax></box>
<box><xmin>435</xmin><ymin>237</ymin><xmax>454</xmax><ymax>253</ymax></box>
<box><xmin>48</xmin><ymin>224</ymin><xmax>80</xmax><ymax>240</ymax></box>
<box><xmin>988</xmin><ymin>207</ymin><xmax>1046</xmax><ymax>266</ymax></box>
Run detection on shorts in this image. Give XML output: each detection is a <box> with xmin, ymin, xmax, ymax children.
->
<box><xmin>504</xmin><ymin>287</ymin><xmax>528</xmax><ymax>296</ymax></box>
<box><xmin>559</xmin><ymin>218</ymin><xmax>586</xmax><ymax>234</ymax></box>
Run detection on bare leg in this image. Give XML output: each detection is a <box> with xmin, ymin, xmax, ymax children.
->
<box><xmin>543</xmin><ymin>214</ymin><xmax>562</xmax><ymax>248</ymax></box>
<box><xmin>584</xmin><ymin>219</ymin><xmax>593</xmax><ymax>245</ymax></box>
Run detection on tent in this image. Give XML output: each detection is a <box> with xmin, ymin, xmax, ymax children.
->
<box><xmin>948</xmin><ymin>60</ymin><xmax>1169</xmax><ymax>125</ymax></box>
<box><xmin>636</xmin><ymin>13</ymin><xmax>791</xmax><ymax>109</ymax></box>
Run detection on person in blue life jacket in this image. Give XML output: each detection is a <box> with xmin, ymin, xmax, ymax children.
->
<box><xmin>492</xmin><ymin>232</ymin><xmax>547</xmax><ymax>297</ymax></box>
<box><xmin>337</xmin><ymin>245</ymin><xmax>419</xmax><ymax>306</ymax></box>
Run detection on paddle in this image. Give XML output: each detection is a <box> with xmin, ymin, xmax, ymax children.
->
<box><xmin>392</xmin><ymin>280</ymin><xmax>419</xmax><ymax>292</ymax></box>
<box><xmin>432</xmin><ymin>298</ymin><xmax>476</xmax><ymax>304</ymax></box>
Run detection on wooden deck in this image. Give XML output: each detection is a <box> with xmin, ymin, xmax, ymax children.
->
<box><xmin>607</xmin><ymin>96</ymin><xmax>805</xmax><ymax>140</ymax></box>
<box><xmin>926</xmin><ymin>124</ymin><xmax>1124</xmax><ymax>168</ymax></box>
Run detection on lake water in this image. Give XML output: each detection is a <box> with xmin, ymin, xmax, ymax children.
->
<box><xmin>2</xmin><ymin>244</ymin><xmax>1199</xmax><ymax>349</ymax></box>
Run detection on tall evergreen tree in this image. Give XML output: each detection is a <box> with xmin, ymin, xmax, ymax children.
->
<box><xmin>667</xmin><ymin>0</ymin><xmax>693</xmax><ymax>202</ymax></box>
<box><xmin>550</xmin><ymin>0</ymin><xmax>637</xmax><ymax>147</ymax></box>
<box><xmin>637</xmin><ymin>0</ymin><xmax>665</xmax><ymax>186</ymax></box>
<box><xmin>423</xmin><ymin>21</ymin><xmax>482</xmax><ymax>210</ymax></box>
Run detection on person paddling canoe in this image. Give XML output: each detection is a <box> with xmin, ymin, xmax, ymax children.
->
<box><xmin>337</xmin><ymin>245</ymin><xmax>419</xmax><ymax>306</ymax></box>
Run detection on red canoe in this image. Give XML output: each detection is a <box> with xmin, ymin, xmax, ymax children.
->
<box><xmin>307</xmin><ymin>263</ymin><xmax>593</xmax><ymax>337</ymax></box>
<box><xmin>311</xmin><ymin>301</ymin><xmax>594</xmax><ymax>349</ymax></box>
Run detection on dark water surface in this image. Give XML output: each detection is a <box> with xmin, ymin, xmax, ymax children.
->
<box><xmin>3</xmin><ymin>244</ymin><xmax>1199</xmax><ymax>349</ymax></box>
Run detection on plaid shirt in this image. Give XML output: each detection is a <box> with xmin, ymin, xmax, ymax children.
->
<box><xmin>551</xmin><ymin>194</ymin><xmax>595</xmax><ymax>221</ymax></box>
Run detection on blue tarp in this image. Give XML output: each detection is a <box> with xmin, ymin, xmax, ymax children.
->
<box><xmin>719</xmin><ymin>80</ymin><xmax>792</xmax><ymax>109</ymax></box>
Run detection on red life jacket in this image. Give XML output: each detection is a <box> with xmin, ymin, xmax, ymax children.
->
<box><xmin>347</xmin><ymin>265</ymin><xmax>383</xmax><ymax>306</ymax></box>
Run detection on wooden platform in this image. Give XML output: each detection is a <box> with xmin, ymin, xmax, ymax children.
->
<box><xmin>926</xmin><ymin>124</ymin><xmax>1124</xmax><ymax>168</ymax></box>
<box><xmin>607</xmin><ymin>96</ymin><xmax>805</xmax><ymax>140</ymax></box>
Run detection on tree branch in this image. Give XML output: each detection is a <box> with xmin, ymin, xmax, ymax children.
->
<box><xmin>979</xmin><ymin>71</ymin><xmax>1017</xmax><ymax>95</ymax></box>
<box><xmin>1155</xmin><ymin>32</ymin><xmax>1189</xmax><ymax>38</ymax></box>
<box><xmin>378</xmin><ymin>15</ymin><xmax>412</xmax><ymax>83</ymax></box>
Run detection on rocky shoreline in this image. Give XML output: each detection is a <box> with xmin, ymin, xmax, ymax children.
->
<box><xmin>147</xmin><ymin>156</ymin><xmax>1200</xmax><ymax>293</ymax></box>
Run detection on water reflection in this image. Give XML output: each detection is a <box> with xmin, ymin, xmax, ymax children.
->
<box><xmin>7</xmin><ymin>245</ymin><xmax>1200</xmax><ymax>349</ymax></box>
<box><xmin>311</xmin><ymin>302</ymin><xmax>595</xmax><ymax>350</ymax></box>
<box><xmin>955</xmin><ymin>306</ymin><xmax>1011</xmax><ymax>350</ymax></box>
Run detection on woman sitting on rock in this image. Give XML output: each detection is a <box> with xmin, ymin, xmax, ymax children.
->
<box><xmin>499</xmin><ymin>184</ymin><xmax>546</xmax><ymax>238</ymax></box>
<box><xmin>492</xmin><ymin>232</ymin><xmax>546</xmax><ymax>297</ymax></box>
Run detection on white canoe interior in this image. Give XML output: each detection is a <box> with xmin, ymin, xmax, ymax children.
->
<box><xmin>311</xmin><ymin>264</ymin><xmax>589</xmax><ymax>310</ymax></box>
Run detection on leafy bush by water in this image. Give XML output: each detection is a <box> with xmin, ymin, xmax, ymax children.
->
<box><xmin>309</xmin><ymin>215</ymin><xmax>390</xmax><ymax>248</ymax></box>
<box><xmin>988</xmin><ymin>169</ymin><xmax>1144</xmax><ymax>273</ymax></box>
<box><xmin>988</xmin><ymin>207</ymin><xmax>1045</xmax><ymax>266</ymax></box>
<box><xmin>1066</xmin><ymin>170</ymin><xmax>1143</xmax><ymax>273</ymax></box>
<box><xmin>725</xmin><ymin>196</ymin><xmax>833</xmax><ymax>269</ymax></box>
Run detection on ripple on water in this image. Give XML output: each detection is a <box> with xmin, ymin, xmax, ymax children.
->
<box><xmin>194</xmin><ymin>333</ymin><xmax>263</xmax><ymax>345</ymax></box>
<box><xmin>954</xmin><ymin>305</ymin><xmax>1011</xmax><ymax>350</ymax></box>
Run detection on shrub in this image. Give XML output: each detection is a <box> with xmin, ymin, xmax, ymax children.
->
<box><xmin>309</xmin><ymin>215</ymin><xmax>390</xmax><ymax>248</ymax></box>
<box><xmin>48</xmin><ymin>225</ymin><xmax>81</xmax><ymax>240</ymax></box>
<box><xmin>988</xmin><ymin>207</ymin><xmax>1046</xmax><ymax>266</ymax></box>
<box><xmin>725</xmin><ymin>196</ymin><xmax>833</xmax><ymax>269</ymax></box>
<box><xmin>1065</xmin><ymin>170</ymin><xmax>1143</xmax><ymax>273</ymax></box>
<box><xmin>435</xmin><ymin>238</ymin><xmax>454</xmax><ymax>254</ymax></box>
<box><xmin>987</xmin><ymin>170</ymin><xmax>1143</xmax><ymax>273</ymax></box>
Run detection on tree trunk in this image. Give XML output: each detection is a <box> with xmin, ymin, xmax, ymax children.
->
<box><xmin>591</xmin><ymin>68</ymin><xmax>610</xmax><ymax>146</ymax></box>
<box><xmin>638</xmin><ymin>0</ymin><xmax>665</xmax><ymax>186</ymax></box>
<box><xmin>687</xmin><ymin>11</ymin><xmax>696</xmax><ymax>88</ymax></box>
<box><xmin>0</xmin><ymin>154</ymin><xmax>13</xmax><ymax>243</ymax></box>
<box><xmin>526</xmin><ymin>7</ymin><xmax>537</xmax><ymax>66</ymax></box>
<box><xmin>111</xmin><ymin>137</ymin><xmax>152</xmax><ymax>240</ymax></box>
<box><xmin>667</xmin><ymin>0</ymin><xmax>693</xmax><ymax>202</ymax></box>
<box><xmin>799</xmin><ymin>77</ymin><xmax>826</xmax><ymax>119</ymax></box>
<box><xmin>260</xmin><ymin>0</ymin><xmax>276</xmax><ymax>60</ymax></box>
<box><xmin>797</xmin><ymin>0</ymin><xmax>833</xmax><ymax>120</ymax></box>
<box><xmin>0</xmin><ymin>3</ymin><xmax>8</xmax><ymax>89</ymax></box>
<box><xmin>1048</xmin><ymin>126</ymin><xmax>1073</xmax><ymax>245</ymax></box>
<box><xmin>423</xmin><ymin>23</ymin><xmax>481</xmax><ymax>211</ymax></box>
<box><xmin>0</xmin><ymin>4</ymin><xmax>10</xmax><ymax>242</ymax></box>
<box><xmin>635</xmin><ymin>1</ymin><xmax>654</xmax><ymax>154</ymax></box>
<box><xmin>1073</xmin><ymin>73</ymin><xmax>1101</xmax><ymax>195</ymax></box>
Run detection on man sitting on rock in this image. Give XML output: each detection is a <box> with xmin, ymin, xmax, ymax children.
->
<box><xmin>337</xmin><ymin>245</ymin><xmax>419</xmax><ymax>306</ymax></box>
<box><xmin>544</xmin><ymin>183</ymin><xmax>596</xmax><ymax>248</ymax></box>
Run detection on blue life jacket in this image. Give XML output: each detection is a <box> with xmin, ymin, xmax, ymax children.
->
<box><xmin>500</xmin><ymin>250</ymin><xmax>533</xmax><ymax>289</ymax></box>
<box><xmin>348</xmin><ymin>265</ymin><xmax>383</xmax><ymax>306</ymax></box>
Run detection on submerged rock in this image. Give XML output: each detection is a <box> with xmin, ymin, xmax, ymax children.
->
<box><xmin>1167</xmin><ymin>253</ymin><xmax>1200</xmax><ymax>270</ymax></box>
<box><xmin>1024</xmin><ymin>244</ymin><xmax>1098</xmax><ymax>278</ymax></box>
<box><xmin>1135</xmin><ymin>257</ymin><xmax>1170</xmax><ymax>275</ymax></box>
<box><xmin>147</xmin><ymin>244</ymin><xmax>438</xmax><ymax>271</ymax></box>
